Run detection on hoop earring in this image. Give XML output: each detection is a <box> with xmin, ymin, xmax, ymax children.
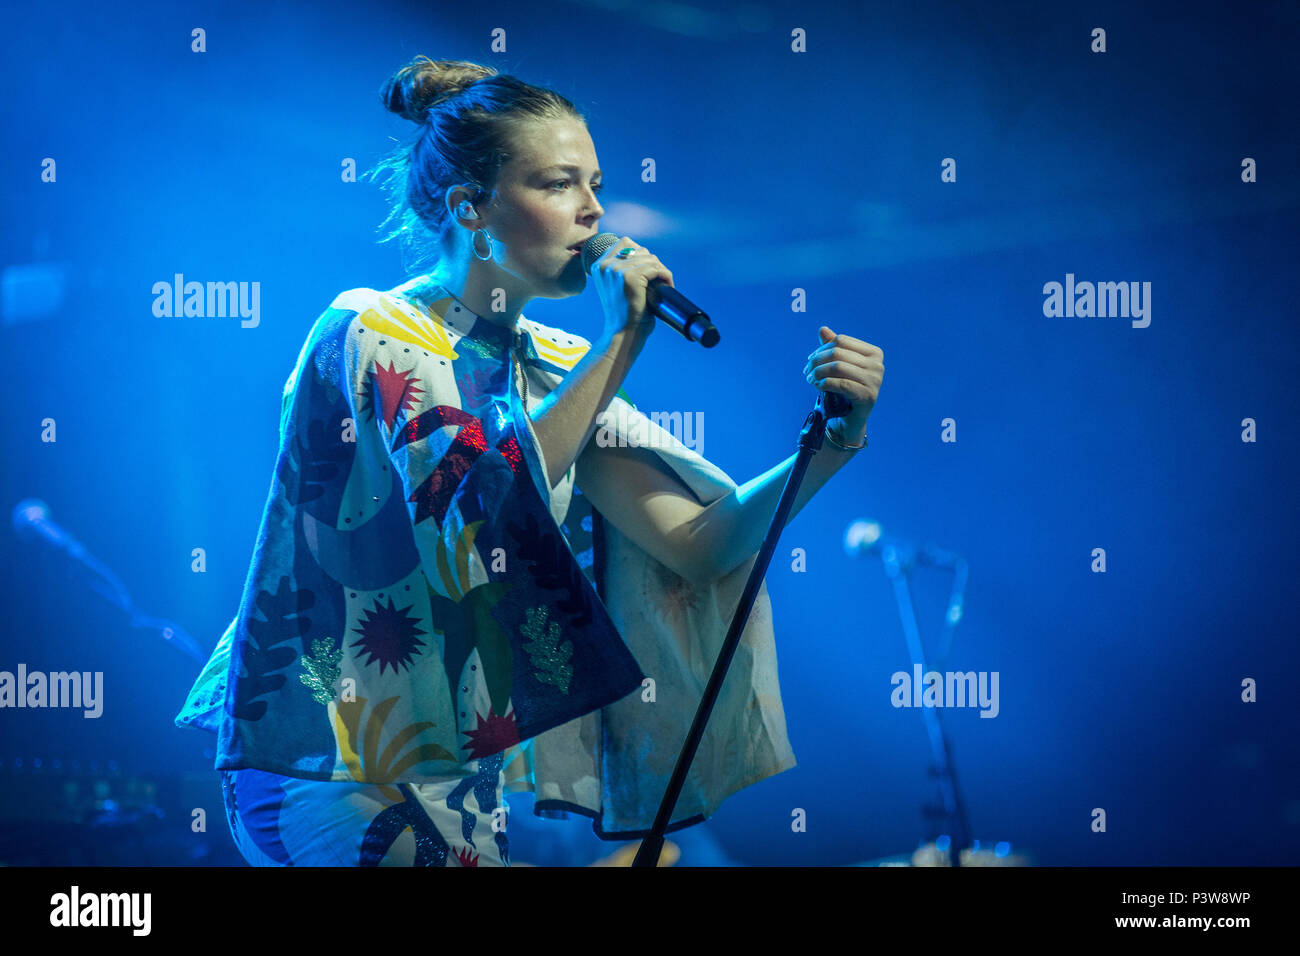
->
<box><xmin>472</xmin><ymin>229</ymin><xmax>495</xmax><ymax>262</ymax></box>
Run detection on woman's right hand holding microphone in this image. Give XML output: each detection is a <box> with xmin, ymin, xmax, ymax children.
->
<box><xmin>590</xmin><ymin>237</ymin><xmax>674</xmax><ymax>355</ymax></box>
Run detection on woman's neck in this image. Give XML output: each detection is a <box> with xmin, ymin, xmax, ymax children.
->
<box><xmin>428</xmin><ymin>258</ymin><xmax>531</xmax><ymax>330</ymax></box>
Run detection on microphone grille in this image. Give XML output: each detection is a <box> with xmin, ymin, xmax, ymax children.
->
<box><xmin>580</xmin><ymin>232</ymin><xmax>621</xmax><ymax>274</ymax></box>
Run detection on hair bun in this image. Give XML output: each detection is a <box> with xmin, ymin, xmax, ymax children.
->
<box><xmin>381</xmin><ymin>56</ymin><xmax>497</xmax><ymax>123</ymax></box>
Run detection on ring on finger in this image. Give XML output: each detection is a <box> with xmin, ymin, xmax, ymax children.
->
<box><xmin>616</xmin><ymin>247</ymin><xmax>637</xmax><ymax>259</ymax></box>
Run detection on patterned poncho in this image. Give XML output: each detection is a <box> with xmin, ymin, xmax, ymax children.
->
<box><xmin>176</xmin><ymin>274</ymin><xmax>795</xmax><ymax>838</ymax></box>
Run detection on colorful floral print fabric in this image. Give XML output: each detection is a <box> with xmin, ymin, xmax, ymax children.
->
<box><xmin>177</xmin><ymin>274</ymin><xmax>796</xmax><ymax>840</ymax></box>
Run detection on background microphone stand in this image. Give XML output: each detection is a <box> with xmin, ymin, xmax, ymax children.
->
<box><xmin>631</xmin><ymin>390</ymin><xmax>852</xmax><ymax>867</ymax></box>
<box><xmin>870</xmin><ymin>536</ymin><xmax>974</xmax><ymax>866</ymax></box>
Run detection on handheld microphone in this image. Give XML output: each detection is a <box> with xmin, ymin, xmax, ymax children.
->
<box><xmin>580</xmin><ymin>232</ymin><xmax>720</xmax><ymax>347</ymax></box>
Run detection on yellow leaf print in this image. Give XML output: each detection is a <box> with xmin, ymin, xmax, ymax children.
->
<box><xmin>332</xmin><ymin>695</ymin><xmax>459</xmax><ymax>797</ymax></box>
<box><xmin>359</xmin><ymin>295</ymin><xmax>459</xmax><ymax>360</ymax></box>
<box><xmin>434</xmin><ymin>520</ymin><xmax>484</xmax><ymax>601</ymax></box>
<box><xmin>532</xmin><ymin>336</ymin><xmax>589</xmax><ymax>371</ymax></box>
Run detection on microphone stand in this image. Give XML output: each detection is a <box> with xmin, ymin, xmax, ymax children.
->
<box><xmin>876</xmin><ymin>541</ymin><xmax>974</xmax><ymax>866</ymax></box>
<box><xmin>631</xmin><ymin>390</ymin><xmax>850</xmax><ymax>867</ymax></box>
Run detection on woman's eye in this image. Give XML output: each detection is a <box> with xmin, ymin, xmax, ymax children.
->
<box><xmin>552</xmin><ymin>180</ymin><xmax>604</xmax><ymax>193</ymax></box>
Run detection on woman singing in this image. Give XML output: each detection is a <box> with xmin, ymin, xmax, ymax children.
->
<box><xmin>175</xmin><ymin>56</ymin><xmax>884</xmax><ymax>867</ymax></box>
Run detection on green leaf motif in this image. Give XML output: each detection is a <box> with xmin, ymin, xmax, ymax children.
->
<box><xmin>520</xmin><ymin>606</ymin><xmax>573</xmax><ymax>694</ymax></box>
<box><xmin>458</xmin><ymin>336</ymin><xmax>502</xmax><ymax>359</ymax></box>
<box><xmin>300</xmin><ymin>636</ymin><xmax>343</xmax><ymax>705</ymax></box>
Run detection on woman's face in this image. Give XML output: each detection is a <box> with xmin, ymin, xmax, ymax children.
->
<box><xmin>477</xmin><ymin>116</ymin><xmax>605</xmax><ymax>298</ymax></box>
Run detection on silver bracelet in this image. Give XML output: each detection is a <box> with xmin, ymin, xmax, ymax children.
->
<box><xmin>824</xmin><ymin>424</ymin><xmax>867</xmax><ymax>451</ymax></box>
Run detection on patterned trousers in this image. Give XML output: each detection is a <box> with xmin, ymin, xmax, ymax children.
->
<box><xmin>219</xmin><ymin>752</ymin><xmax>510</xmax><ymax>866</ymax></box>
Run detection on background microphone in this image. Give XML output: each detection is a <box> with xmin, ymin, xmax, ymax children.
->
<box><xmin>843</xmin><ymin>518</ymin><xmax>969</xmax><ymax>634</ymax></box>
<box><xmin>12</xmin><ymin>498</ymin><xmax>206</xmax><ymax>662</ymax></box>
<box><xmin>843</xmin><ymin>518</ymin><xmax>964</xmax><ymax>572</ymax></box>
<box><xmin>13</xmin><ymin>497</ymin><xmax>88</xmax><ymax>557</ymax></box>
<box><xmin>580</xmin><ymin>232</ymin><xmax>720</xmax><ymax>347</ymax></box>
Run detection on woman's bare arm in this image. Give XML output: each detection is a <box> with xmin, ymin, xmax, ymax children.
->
<box><xmin>574</xmin><ymin>435</ymin><xmax>863</xmax><ymax>583</ymax></box>
<box><xmin>527</xmin><ymin>329</ymin><xmax>645</xmax><ymax>489</ymax></box>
